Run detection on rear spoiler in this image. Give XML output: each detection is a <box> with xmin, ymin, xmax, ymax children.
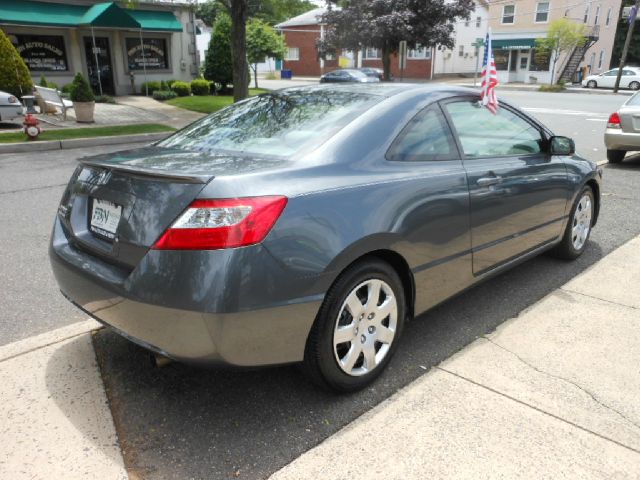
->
<box><xmin>80</xmin><ymin>159</ymin><xmax>213</xmax><ymax>184</ymax></box>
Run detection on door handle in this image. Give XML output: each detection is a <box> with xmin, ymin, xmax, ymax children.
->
<box><xmin>477</xmin><ymin>176</ymin><xmax>502</xmax><ymax>187</ymax></box>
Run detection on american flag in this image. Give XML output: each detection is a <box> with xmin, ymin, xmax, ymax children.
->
<box><xmin>480</xmin><ymin>29</ymin><xmax>499</xmax><ymax>114</ymax></box>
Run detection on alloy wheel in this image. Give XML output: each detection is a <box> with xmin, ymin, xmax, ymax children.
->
<box><xmin>630</xmin><ymin>81</ymin><xmax>640</xmax><ymax>90</ymax></box>
<box><xmin>333</xmin><ymin>279</ymin><xmax>398</xmax><ymax>376</ymax></box>
<box><xmin>572</xmin><ymin>193</ymin><xmax>593</xmax><ymax>251</ymax></box>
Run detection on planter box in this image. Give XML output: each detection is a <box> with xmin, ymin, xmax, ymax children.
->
<box><xmin>74</xmin><ymin>101</ymin><xmax>95</xmax><ymax>123</ymax></box>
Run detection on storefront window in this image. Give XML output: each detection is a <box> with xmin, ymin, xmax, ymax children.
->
<box><xmin>126</xmin><ymin>38</ymin><xmax>169</xmax><ymax>70</ymax></box>
<box><xmin>529</xmin><ymin>48</ymin><xmax>550</xmax><ymax>71</ymax></box>
<box><xmin>493</xmin><ymin>49</ymin><xmax>508</xmax><ymax>70</ymax></box>
<box><xmin>11</xmin><ymin>34</ymin><xmax>68</xmax><ymax>71</ymax></box>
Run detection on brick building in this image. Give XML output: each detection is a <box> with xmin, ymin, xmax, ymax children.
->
<box><xmin>275</xmin><ymin>8</ymin><xmax>433</xmax><ymax>80</ymax></box>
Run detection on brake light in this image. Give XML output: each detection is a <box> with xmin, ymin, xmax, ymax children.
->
<box><xmin>607</xmin><ymin>112</ymin><xmax>621</xmax><ymax>129</ymax></box>
<box><xmin>152</xmin><ymin>196</ymin><xmax>288</xmax><ymax>250</ymax></box>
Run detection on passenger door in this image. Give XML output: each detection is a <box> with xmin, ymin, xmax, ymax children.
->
<box><xmin>385</xmin><ymin>104</ymin><xmax>473</xmax><ymax>312</ymax></box>
<box><xmin>599</xmin><ymin>69</ymin><xmax>619</xmax><ymax>88</ymax></box>
<box><xmin>442</xmin><ymin>98</ymin><xmax>570</xmax><ymax>275</ymax></box>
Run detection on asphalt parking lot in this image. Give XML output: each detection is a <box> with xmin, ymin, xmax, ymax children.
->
<box><xmin>1</xmin><ymin>90</ymin><xmax>640</xmax><ymax>479</ymax></box>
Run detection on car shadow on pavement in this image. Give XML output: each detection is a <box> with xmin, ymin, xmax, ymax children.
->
<box><xmin>91</xmin><ymin>241</ymin><xmax>606</xmax><ymax>480</ymax></box>
<box><xmin>608</xmin><ymin>153</ymin><xmax>640</xmax><ymax>169</ymax></box>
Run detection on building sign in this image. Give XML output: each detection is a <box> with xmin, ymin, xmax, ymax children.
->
<box><xmin>12</xmin><ymin>35</ymin><xmax>68</xmax><ymax>71</ymax></box>
<box><xmin>126</xmin><ymin>38</ymin><xmax>168</xmax><ymax>70</ymax></box>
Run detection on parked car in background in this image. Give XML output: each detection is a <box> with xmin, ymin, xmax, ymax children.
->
<box><xmin>582</xmin><ymin>67</ymin><xmax>640</xmax><ymax>90</ymax></box>
<box><xmin>605</xmin><ymin>91</ymin><xmax>640</xmax><ymax>162</ymax></box>
<box><xmin>50</xmin><ymin>84</ymin><xmax>601</xmax><ymax>393</ymax></box>
<box><xmin>0</xmin><ymin>91</ymin><xmax>25</xmax><ymax>122</ymax></box>
<box><xmin>358</xmin><ymin>67</ymin><xmax>385</xmax><ymax>81</ymax></box>
<box><xmin>320</xmin><ymin>69</ymin><xmax>380</xmax><ymax>83</ymax></box>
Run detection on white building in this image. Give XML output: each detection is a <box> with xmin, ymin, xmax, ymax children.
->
<box><xmin>433</xmin><ymin>0</ymin><xmax>491</xmax><ymax>76</ymax></box>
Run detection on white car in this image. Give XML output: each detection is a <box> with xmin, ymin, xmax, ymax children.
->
<box><xmin>0</xmin><ymin>91</ymin><xmax>25</xmax><ymax>122</ymax></box>
<box><xmin>582</xmin><ymin>67</ymin><xmax>640</xmax><ymax>90</ymax></box>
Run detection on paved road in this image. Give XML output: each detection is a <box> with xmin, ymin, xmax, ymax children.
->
<box><xmin>0</xmin><ymin>143</ymin><xmax>147</xmax><ymax>346</ymax></box>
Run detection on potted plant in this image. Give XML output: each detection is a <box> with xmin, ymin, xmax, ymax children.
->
<box><xmin>70</xmin><ymin>73</ymin><xmax>95</xmax><ymax>123</ymax></box>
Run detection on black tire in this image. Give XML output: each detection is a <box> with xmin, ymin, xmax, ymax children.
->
<box><xmin>303</xmin><ymin>258</ymin><xmax>406</xmax><ymax>392</ymax></box>
<box><xmin>551</xmin><ymin>185</ymin><xmax>595</xmax><ymax>260</ymax></box>
<box><xmin>630</xmin><ymin>81</ymin><xmax>640</xmax><ymax>91</ymax></box>
<box><xmin>607</xmin><ymin>149</ymin><xmax>626</xmax><ymax>163</ymax></box>
<box><xmin>587</xmin><ymin>80</ymin><xmax>597</xmax><ymax>88</ymax></box>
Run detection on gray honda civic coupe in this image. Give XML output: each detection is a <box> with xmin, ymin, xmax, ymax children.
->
<box><xmin>50</xmin><ymin>84</ymin><xmax>602</xmax><ymax>392</ymax></box>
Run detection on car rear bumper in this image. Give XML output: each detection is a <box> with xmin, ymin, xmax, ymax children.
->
<box><xmin>604</xmin><ymin>128</ymin><xmax>640</xmax><ymax>151</ymax></box>
<box><xmin>49</xmin><ymin>217</ymin><xmax>323</xmax><ymax>366</ymax></box>
<box><xmin>0</xmin><ymin>105</ymin><xmax>25</xmax><ymax>121</ymax></box>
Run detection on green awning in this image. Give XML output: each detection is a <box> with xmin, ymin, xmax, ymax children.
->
<box><xmin>492</xmin><ymin>38</ymin><xmax>537</xmax><ymax>50</ymax></box>
<box><xmin>127</xmin><ymin>10</ymin><xmax>183</xmax><ymax>32</ymax></box>
<box><xmin>0</xmin><ymin>0</ymin><xmax>86</xmax><ymax>27</ymax></box>
<box><xmin>0</xmin><ymin>0</ymin><xmax>182</xmax><ymax>32</ymax></box>
<box><xmin>80</xmin><ymin>3</ymin><xmax>141</xmax><ymax>29</ymax></box>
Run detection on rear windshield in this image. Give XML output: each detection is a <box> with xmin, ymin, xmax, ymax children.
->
<box><xmin>627</xmin><ymin>92</ymin><xmax>640</xmax><ymax>106</ymax></box>
<box><xmin>158</xmin><ymin>89</ymin><xmax>379</xmax><ymax>157</ymax></box>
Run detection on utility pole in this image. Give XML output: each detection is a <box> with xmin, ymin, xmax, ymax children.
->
<box><xmin>614</xmin><ymin>0</ymin><xmax>640</xmax><ymax>93</ymax></box>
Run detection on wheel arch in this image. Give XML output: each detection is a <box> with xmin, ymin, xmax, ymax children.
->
<box><xmin>326</xmin><ymin>247</ymin><xmax>416</xmax><ymax>320</ymax></box>
<box><xmin>585</xmin><ymin>178</ymin><xmax>600</xmax><ymax>226</ymax></box>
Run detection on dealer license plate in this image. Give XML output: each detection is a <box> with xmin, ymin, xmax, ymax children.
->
<box><xmin>90</xmin><ymin>198</ymin><xmax>122</xmax><ymax>240</ymax></box>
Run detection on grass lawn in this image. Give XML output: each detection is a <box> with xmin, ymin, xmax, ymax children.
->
<box><xmin>166</xmin><ymin>89</ymin><xmax>268</xmax><ymax>114</ymax></box>
<box><xmin>0</xmin><ymin>123</ymin><xmax>175</xmax><ymax>144</ymax></box>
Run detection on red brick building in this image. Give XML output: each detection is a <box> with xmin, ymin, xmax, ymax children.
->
<box><xmin>276</xmin><ymin>8</ymin><xmax>433</xmax><ymax>80</ymax></box>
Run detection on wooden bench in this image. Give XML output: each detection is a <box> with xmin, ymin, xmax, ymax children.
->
<box><xmin>34</xmin><ymin>86</ymin><xmax>74</xmax><ymax>120</ymax></box>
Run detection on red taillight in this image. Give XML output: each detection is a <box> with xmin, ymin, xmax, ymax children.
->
<box><xmin>152</xmin><ymin>196</ymin><xmax>288</xmax><ymax>250</ymax></box>
<box><xmin>607</xmin><ymin>112</ymin><xmax>621</xmax><ymax>129</ymax></box>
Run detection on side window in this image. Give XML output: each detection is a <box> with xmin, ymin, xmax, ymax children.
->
<box><xmin>444</xmin><ymin>100</ymin><xmax>544</xmax><ymax>157</ymax></box>
<box><xmin>604</xmin><ymin>70</ymin><xmax>617</xmax><ymax>76</ymax></box>
<box><xmin>387</xmin><ymin>106</ymin><xmax>458</xmax><ymax>162</ymax></box>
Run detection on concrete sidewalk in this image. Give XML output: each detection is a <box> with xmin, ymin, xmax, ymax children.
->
<box><xmin>271</xmin><ymin>236</ymin><xmax>640</xmax><ymax>479</ymax></box>
<box><xmin>0</xmin><ymin>320</ymin><xmax>126</xmax><ymax>480</ymax></box>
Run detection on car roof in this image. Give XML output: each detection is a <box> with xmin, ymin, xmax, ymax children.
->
<box><xmin>274</xmin><ymin>82</ymin><xmax>477</xmax><ymax>99</ymax></box>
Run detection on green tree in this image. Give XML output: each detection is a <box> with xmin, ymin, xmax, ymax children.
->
<box><xmin>247</xmin><ymin>19</ymin><xmax>287</xmax><ymax>88</ymax></box>
<box><xmin>0</xmin><ymin>29</ymin><xmax>33</xmax><ymax>97</ymax></box>
<box><xmin>204</xmin><ymin>12</ymin><xmax>234</xmax><ymax>92</ymax></box>
<box><xmin>197</xmin><ymin>0</ymin><xmax>315</xmax><ymax>26</ymax></box>
<box><xmin>320</xmin><ymin>0</ymin><xmax>473</xmax><ymax>81</ymax></box>
<box><xmin>612</xmin><ymin>1</ymin><xmax>640</xmax><ymax>67</ymax></box>
<box><xmin>535</xmin><ymin>18</ymin><xmax>587</xmax><ymax>84</ymax></box>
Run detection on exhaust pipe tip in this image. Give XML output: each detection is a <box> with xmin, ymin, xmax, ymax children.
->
<box><xmin>150</xmin><ymin>353</ymin><xmax>173</xmax><ymax>368</ymax></box>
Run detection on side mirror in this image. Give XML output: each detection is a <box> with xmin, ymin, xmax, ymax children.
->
<box><xmin>550</xmin><ymin>136</ymin><xmax>575</xmax><ymax>156</ymax></box>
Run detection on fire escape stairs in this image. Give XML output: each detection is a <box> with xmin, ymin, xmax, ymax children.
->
<box><xmin>558</xmin><ymin>26</ymin><xmax>599</xmax><ymax>84</ymax></box>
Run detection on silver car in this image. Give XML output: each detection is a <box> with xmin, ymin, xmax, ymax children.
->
<box><xmin>0</xmin><ymin>91</ymin><xmax>25</xmax><ymax>122</ymax></box>
<box><xmin>605</xmin><ymin>92</ymin><xmax>640</xmax><ymax>163</ymax></box>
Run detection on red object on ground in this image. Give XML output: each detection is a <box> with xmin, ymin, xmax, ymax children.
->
<box><xmin>23</xmin><ymin>114</ymin><xmax>42</xmax><ymax>140</ymax></box>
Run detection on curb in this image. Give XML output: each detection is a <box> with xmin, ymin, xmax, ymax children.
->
<box><xmin>0</xmin><ymin>319</ymin><xmax>101</xmax><ymax>363</ymax></box>
<box><xmin>0</xmin><ymin>131</ymin><xmax>171</xmax><ymax>155</ymax></box>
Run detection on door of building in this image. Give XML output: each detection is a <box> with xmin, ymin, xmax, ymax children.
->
<box><xmin>508</xmin><ymin>50</ymin><xmax>518</xmax><ymax>82</ymax></box>
<box><xmin>83</xmin><ymin>36</ymin><xmax>115</xmax><ymax>95</ymax></box>
<box><xmin>517</xmin><ymin>50</ymin><xmax>530</xmax><ymax>82</ymax></box>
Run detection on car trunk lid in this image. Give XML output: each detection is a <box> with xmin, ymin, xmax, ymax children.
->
<box><xmin>57</xmin><ymin>146</ymin><xmax>285</xmax><ymax>269</ymax></box>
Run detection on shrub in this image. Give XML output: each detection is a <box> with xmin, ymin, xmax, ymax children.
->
<box><xmin>538</xmin><ymin>84</ymin><xmax>566</xmax><ymax>93</ymax></box>
<box><xmin>69</xmin><ymin>73</ymin><xmax>95</xmax><ymax>102</ymax></box>
<box><xmin>160</xmin><ymin>80</ymin><xmax>168</xmax><ymax>90</ymax></box>
<box><xmin>140</xmin><ymin>81</ymin><xmax>161</xmax><ymax>95</ymax></box>
<box><xmin>204</xmin><ymin>13</ymin><xmax>233</xmax><ymax>91</ymax></box>
<box><xmin>171</xmin><ymin>81</ymin><xmax>191</xmax><ymax>96</ymax></box>
<box><xmin>166</xmin><ymin>79</ymin><xmax>177</xmax><ymax>88</ymax></box>
<box><xmin>61</xmin><ymin>83</ymin><xmax>73</xmax><ymax>94</ymax></box>
<box><xmin>39</xmin><ymin>75</ymin><xmax>48</xmax><ymax>87</ymax></box>
<box><xmin>0</xmin><ymin>29</ymin><xmax>33</xmax><ymax>97</ymax></box>
<box><xmin>152</xmin><ymin>90</ymin><xmax>178</xmax><ymax>101</ymax></box>
<box><xmin>191</xmin><ymin>78</ymin><xmax>210</xmax><ymax>95</ymax></box>
<box><xmin>95</xmin><ymin>94</ymin><xmax>116</xmax><ymax>104</ymax></box>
